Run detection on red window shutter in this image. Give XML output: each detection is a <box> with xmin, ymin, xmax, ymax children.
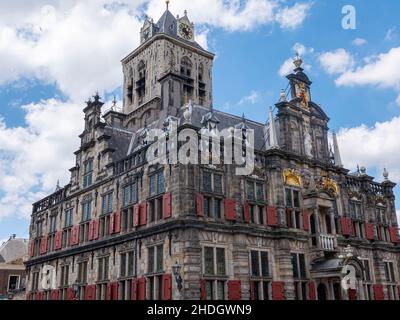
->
<box><xmin>40</xmin><ymin>236</ymin><xmax>48</xmax><ymax>255</ymax></box>
<box><xmin>365</xmin><ymin>224</ymin><xmax>375</xmax><ymax>241</ymax></box>
<box><xmin>67</xmin><ymin>288</ymin><xmax>75</xmax><ymax>300</ymax></box>
<box><xmin>163</xmin><ymin>193</ymin><xmax>172</xmax><ymax>219</ymax></box>
<box><xmin>106</xmin><ymin>283</ymin><xmax>112</xmax><ymax>300</ymax></box>
<box><xmin>112</xmin><ymin>282</ymin><xmax>119</xmax><ymax>300</ymax></box>
<box><xmin>109</xmin><ymin>213</ymin><xmax>115</xmax><ymax>235</ymax></box>
<box><xmin>249</xmin><ymin>281</ymin><xmax>255</xmax><ymax>300</ymax></box>
<box><xmin>303</xmin><ymin>211</ymin><xmax>310</xmax><ymax>231</ymax></box>
<box><xmin>341</xmin><ymin>217</ymin><xmax>351</xmax><ymax>236</ymax></box>
<box><xmin>243</xmin><ymin>202</ymin><xmax>250</xmax><ymax>223</ymax></box>
<box><xmin>140</xmin><ymin>202</ymin><xmax>148</xmax><ymax>226</ymax></box>
<box><xmin>389</xmin><ymin>227</ymin><xmax>399</xmax><ymax>244</ymax></box>
<box><xmin>272</xmin><ymin>281</ymin><xmax>285</xmax><ymax>300</ymax></box>
<box><xmin>373</xmin><ymin>284</ymin><xmax>384</xmax><ymax>300</ymax></box>
<box><xmin>50</xmin><ymin>289</ymin><xmax>59</xmax><ymax>301</ymax></box>
<box><xmin>162</xmin><ymin>274</ymin><xmax>172</xmax><ymax>300</ymax></box>
<box><xmin>29</xmin><ymin>241</ymin><xmax>35</xmax><ymax>257</ymax></box>
<box><xmin>55</xmin><ymin>231</ymin><xmax>62</xmax><ymax>250</ymax></box>
<box><xmin>134</xmin><ymin>204</ymin><xmax>140</xmax><ymax>227</ymax></box>
<box><xmin>227</xmin><ymin>280</ymin><xmax>242</xmax><ymax>300</ymax></box>
<box><xmin>70</xmin><ymin>225</ymin><xmax>80</xmax><ymax>246</ymax></box>
<box><xmin>348</xmin><ymin>288</ymin><xmax>357</xmax><ymax>300</ymax></box>
<box><xmin>308</xmin><ymin>282</ymin><xmax>316</xmax><ymax>300</ymax></box>
<box><xmin>88</xmin><ymin>220</ymin><xmax>94</xmax><ymax>241</ymax></box>
<box><xmin>267</xmin><ymin>206</ymin><xmax>278</xmax><ymax>227</ymax></box>
<box><xmin>224</xmin><ymin>198</ymin><xmax>237</xmax><ymax>221</ymax></box>
<box><xmin>200</xmin><ymin>279</ymin><xmax>206</xmax><ymax>300</ymax></box>
<box><xmin>85</xmin><ymin>285</ymin><xmax>96</xmax><ymax>300</ymax></box>
<box><xmin>131</xmin><ymin>279</ymin><xmax>138</xmax><ymax>300</ymax></box>
<box><xmin>196</xmin><ymin>193</ymin><xmax>204</xmax><ymax>217</ymax></box>
<box><xmin>93</xmin><ymin>219</ymin><xmax>100</xmax><ymax>240</ymax></box>
<box><xmin>138</xmin><ymin>278</ymin><xmax>146</xmax><ymax>301</ymax></box>
<box><xmin>114</xmin><ymin>211</ymin><xmax>121</xmax><ymax>234</ymax></box>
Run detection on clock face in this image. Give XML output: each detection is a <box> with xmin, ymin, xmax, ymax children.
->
<box><xmin>179</xmin><ymin>23</ymin><xmax>193</xmax><ymax>40</ymax></box>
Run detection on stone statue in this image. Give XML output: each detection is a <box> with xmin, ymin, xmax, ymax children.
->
<box><xmin>304</xmin><ymin>127</ymin><xmax>313</xmax><ymax>158</ymax></box>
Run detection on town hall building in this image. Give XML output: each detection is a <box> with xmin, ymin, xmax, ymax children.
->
<box><xmin>25</xmin><ymin>5</ymin><xmax>400</xmax><ymax>301</ymax></box>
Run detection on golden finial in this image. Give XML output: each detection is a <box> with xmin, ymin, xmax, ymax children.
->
<box><xmin>293</xmin><ymin>52</ymin><xmax>303</xmax><ymax>69</ymax></box>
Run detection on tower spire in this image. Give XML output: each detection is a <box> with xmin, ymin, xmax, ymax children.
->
<box><xmin>332</xmin><ymin>131</ymin><xmax>343</xmax><ymax>167</ymax></box>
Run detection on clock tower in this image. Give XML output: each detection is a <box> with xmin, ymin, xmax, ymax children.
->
<box><xmin>121</xmin><ymin>4</ymin><xmax>214</xmax><ymax>124</ymax></box>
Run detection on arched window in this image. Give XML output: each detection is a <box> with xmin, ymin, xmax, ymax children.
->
<box><xmin>136</xmin><ymin>60</ymin><xmax>146</xmax><ymax>102</ymax></box>
<box><xmin>198</xmin><ymin>63</ymin><xmax>204</xmax><ymax>82</ymax></box>
<box><xmin>181</xmin><ymin>57</ymin><xmax>194</xmax><ymax>103</ymax></box>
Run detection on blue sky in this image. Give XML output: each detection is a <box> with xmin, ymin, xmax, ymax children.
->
<box><xmin>0</xmin><ymin>0</ymin><xmax>400</xmax><ymax>241</ymax></box>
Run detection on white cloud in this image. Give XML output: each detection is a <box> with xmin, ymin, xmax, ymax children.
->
<box><xmin>275</xmin><ymin>3</ymin><xmax>312</xmax><ymax>30</ymax></box>
<box><xmin>397</xmin><ymin>210</ymin><xmax>400</xmax><ymax>225</ymax></box>
<box><xmin>0</xmin><ymin>99</ymin><xmax>83</xmax><ymax>220</ymax></box>
<box><xmin>319</xmin><ymin>49</ymin><xmax>355</xmax><ymax>75</ymax></box>
<box><xmin>352</xmin><ymin>38</ymin><xmax>367</xmax><ymax>46</ymax></box>
<box><xmin>336</xmin><ymin>47</ymin><xmax>400</xmax><ymax>89</ymax></box>
<box><xmin>337</xmin><ymin>116</ymin><xmax>400</xmax><ymax>183</ymax></box>
<box><xmin>239</xmin><ymin>90</ymin><xmax>259</xmax><ymax>105</ymax></box>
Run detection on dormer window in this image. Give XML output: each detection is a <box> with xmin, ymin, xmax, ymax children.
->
<box><xmin>83</xmin><ymin>159</ymin><xmax>93</xmax><ymax>188</ymax></box>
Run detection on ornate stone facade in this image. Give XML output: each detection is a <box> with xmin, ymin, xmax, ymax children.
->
<box><xmin>25</xmin><ymin>7</ymin><xmax>400</xmax><ymax>301</ymax></box>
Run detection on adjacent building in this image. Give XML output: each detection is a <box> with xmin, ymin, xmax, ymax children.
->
<box><xmin>25</xmin><ymin>6</ymin><xmax>400</xmax><ymax>301</ymax></box>
<box><xmin>0</xmin><ymin>235</ymin><xmax>28</xmax><ymax>300</ymax></box>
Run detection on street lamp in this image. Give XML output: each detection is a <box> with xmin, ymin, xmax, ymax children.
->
<box><xmin>72</xmin><ymin>280</ymin><xmax>80</xmax><ymax>300</ymax></box>
<box><xmin>172</xmin><ymin>261</ymin><xmax>183</xmax><ymax>291</ymax></box>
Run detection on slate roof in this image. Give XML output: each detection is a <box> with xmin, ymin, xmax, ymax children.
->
<box><xmin>153</xmin><ymin>9</ymin><xmax>204</xmax><ymax>50</ymax></box>
<box><xmin>0</xmin><ymin>238</ymin><xmax>28</xmax><ymax>263</ymax></box>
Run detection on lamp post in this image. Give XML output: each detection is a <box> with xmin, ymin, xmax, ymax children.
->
<box><xmin>172</xmin><ymin>261</ymin><xmax>183</xmax><ymax>292</ymax></box>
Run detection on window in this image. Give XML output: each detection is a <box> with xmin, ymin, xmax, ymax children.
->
<box><xmin>77</xmin><ymin>261</ymin><xmax>88</xmax><ymax>298</ymax></box>
<box><xmin>201</xmin><ymin>172</ymin><xmax>224</xmax><ymax>220</ymax></box>
<box><xmin>148</xmin><ymin>172</ymin><xmax>165</xmax><ymax>223</ymax></box>
<box><xmin>8</xmin><ymin>275</ymin><xmax>20</xmax><ymax>291</ymax></box>
<box><xmin>148</xmin><ymin>245</ymin><xmax>163</xmax><ymax>274</ymax></box>
<box><xmin>123</xmin><ymin>182</ymin><xmax>138</xmax><ymax>207</ymax></box>
<box><xmin>81</xmin><ymin>202</ymin><xmax>92</xmax><ymax>222</ymax></box>
<box><xmin>149</xmin><ymin>171</ymin><xmax>164</xmax><ymax>196</ymax></box>
<box><xmin>361</xmin><ymin>259</ymin><xmax>373</xmax><ymax>300</ymax></box>
<box><xmin>375</xmin><ymin>207</ymin><xmax>387</xmax><ymax>225</ymax></box>
<box><xmin>246</xmin><ymin>181</ymin><xmax>255</xmax><ymax>200</ymax></box>
<box><xmin>65</xmin><ymin>208</ymin><xmax>73</xmax><ymax>228</ymax></box>
<box><xmin>203</xmin><ymin>247</ymin><xmax>226</xmax><ymax>276</ymax></box>
<box><xmin>101</xmin><ymin>193</ymin><xmax>113</xmax><ymax>215</ymax></box>
<box><xmin>384</xmin><ymin>261</ymin><xmax>397</xmax><ymax>300</ymax></box>
<box><xmin>249</xmin><ymin>250</ymin><xmax>271</xmax><ymax>300</ymax></box>
<box><xmin>349</xmin><ymin>202</ymin><xmax>363</xmax><ymax>220</ymax></box>
<box><xmin>83</xmin><ymin>159</ymin><xmax>93</xmax><ymax>188</ymax></box>
<box><xmin>121</xmin><ymin>208</ymin><xmax>134</xmax><ymax>232</ymax></box>
<box><xmin>147</xmin><ymin>245</ymin><xmax>164</xmax><ymax>300</ymax></box>
<box><xmin>98</xmin><ymin>256</ymin><xmax>110</xmax><ymax>282</ymax></box>
<box><xmin>60</xmin><ymin>265</ymin><xmax>69</xmax><ymax>287</ymax></box>
<box><xmin>285</xmin><ymin>188</ymin><xmax>302</xmax><ymax>229</ymax></box>
<box><xmin>49</xmin><ymin>214</ymin><xmax>57</xmax><ymax>233</ymax></box>
<box><xmin>202</xmin><ymin>172</ymin><xmax>223</xmax><ymax>194</ymax></box>
<box><xmin>31</xmin><ymin>272</ymin><xmax>39</xmax><ymax>292</ymax></box>
<box><xmin>120</xmin><ymin>251</ymin><xmax>135</xmax><ymax>278</ymax></box>
<box><xmin>203</xmin><ymin>247</ymin><xmax>227</xmax><ymax>300</ymax></box>
<box><xmin>292</xmin><ymin>253</ymin><xmax>308</xmax><ymax>300</ymax></box>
